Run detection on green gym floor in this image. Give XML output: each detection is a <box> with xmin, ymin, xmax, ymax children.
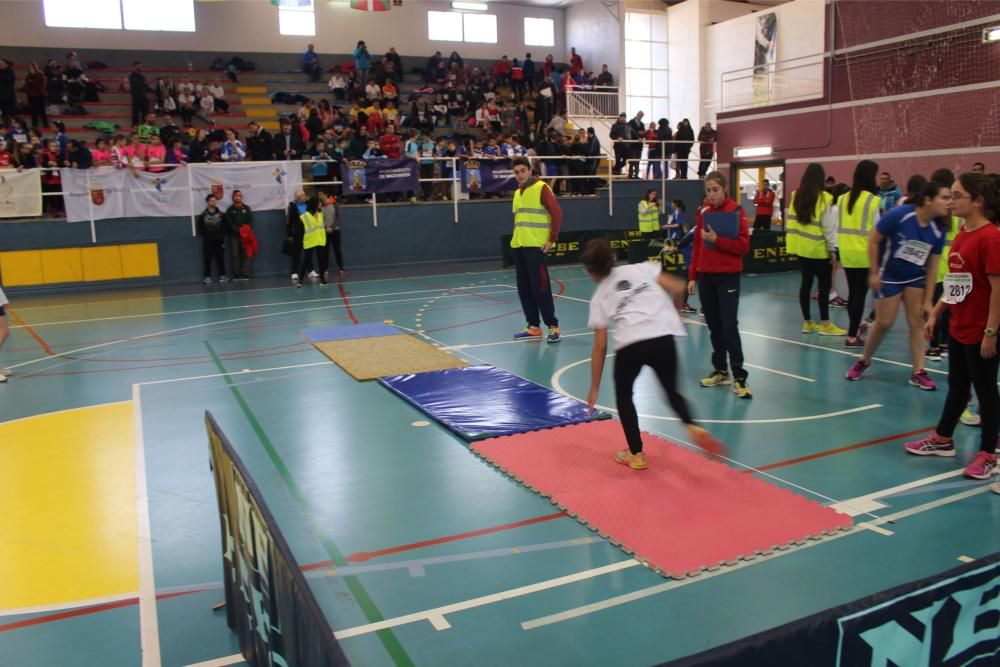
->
<box><xmin>1</xmin><ymin>263</ymin><xmax>997</xmax><ymax>667</ymax></box>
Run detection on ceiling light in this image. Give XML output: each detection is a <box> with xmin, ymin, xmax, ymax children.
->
<box><xmin>452</xmin><ymin>2</ymin><xmax>488</xmax><ymax>11</ymax></box>
<box><xmin>733</xmin><ymin>145</ymin><xmax>773</xmax><ymax>159</ymax></box>
<box><xmin>984</xmin><ymin>26</ymin><xmax>1000</xmax><ymax>43</ymax></box>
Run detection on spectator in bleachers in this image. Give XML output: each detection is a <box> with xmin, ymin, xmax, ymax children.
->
<box><xmin>674</xmin><ymin>118</ymin><xmax>694</xmax><ymax>179</ymax></box>
<box><xmin>160</xmin><ymin>114</ymin><xmax>181</xmax><ymax>148</ymax></box>
<box><xmin>220</xmin><ymin>130</ymin><xmax>246</xmax><ymax>162</ymax></box>
<box><xmin>303</xmin><ymin>43</ymin><xmax>321</xmax><ymax>82</ymax></box>
<box><xmin>5</xmin><ymin>118</ymin><xmax>29</xmax><ymax>144</ymax></box>
<box><xmin>510</xmin><ymin>58</ymin><xmax>524</xmax><ymax>99</ymax></box>
<box><xmin>273</xmin><ymin>121</ymin><xmax>305</xmax><ymax>161</ymax></box>
<box><xmin>91</xmin><ymin>137</ymin><xmax>112</xmax><ymax>167</ymax></box>
<box><xmin>0</xmin><ymin>140</ymin><xmax>12</xmax><ymax>167</ymax></box>
<box><xmin>365</xmin><ymin>79</ymin><xmax>381</xmax><ymax>101</ymax></box>
<box><xmin>124</xmin><ymin>132</ymin><xmax>146</xmax><ymax>170</ymax></box>
<box><xmin>697</xmin><ymin>122</ymin><xmax>717</xmax><ymax>178</ymax></box>
<box><xmin>128</xmin><ymin>62</ymin><xmax>149</xmax><ymax>127</ymax></box>
<box><xmin>543</xmin><ymin>54</ymin><xmax>555</xmax><ymax>80</ymax></box>
<box><xmin>246</xmin><ymin>120</ymin><xmax>274</xmax><ymax>161</ymax></box>
<box><xmin>156</xmin><ymin>77</ymin><xmax>175</xmax><ymax>112</ymax></box>
<box><xmin>492</xmin><ymin>56</ymin><xmax>511</xmax><ymax>89</ymax></box>
<box><xmin>67</xmin><ymin>139</ymin><xmax>92</xmax><ymax>169</ymax></box>
<box><xmin>317</xmin><ymin>99</ymin><xmax>334</xmax><ymax>126</ymax></box>
<box><xmin>210</xmin><ymin>80</ymin><xmax>229</xmax><ymax>113</ymax></box>
<box><xmin>305</xmin><ymin>107</ymin><xmax>324</xmax><ymax>140</ymax></box>
<box><xmin>569</xmin><ymin>47</ymin><xmax>583</xmax><ymax>77</ymax></box>
<box><xmin>38</xmin><ymin>141</ymin><xmax>65</xmax><ymax>216</ymax></box>
<box><xmin>22</xmin><ymin>62</ymin><xmax>47</xmax><ymax>128</ymax></box>
<box><xmin>382</xmin><ymin>78</ymin><xmax>398</xmax><ymax>103</ymax></box>
<box><xmin>385</xmin><ymin>47</ymin><xmax>403</xmax><ymax>76</ymax></box>
<box><xmin>12</xmin><ymin>141</ymin><xmax>37</xmax><ymax>170</ymax></box>
<box><xmin>137</xmin><ymin>113</ymin><xmax>159</xmax><ymax>144</ymax></box>
<box><xmin>328</xmin><ymin>70</ymin><xmax>347</xmax><ymax>102</ymax></box>
<box><xmin>52</xmin><ymin>121</ymin><xmax>68</xmax><ymax>157</ymax></box>
<box><xmin>0</xmin><ymin>59</ymin><xmax>16</xmax><ymax>119</ymax></box>
<box><xmin>146</xmin><ymin>134</ymin><xmax>167</xmax><ymax>172</ymax></box>
<box><xmin>596</xmin><ymin>64</ymin><xmax>614</xmax><ymax>87</ymax></box>
<box><xmin>522</xmin><ymin>53</ymin><xmax>535</xmax><ymax>90</ymax></box>
<box><xmin>224</xmin><ymin>189</ymin><xmax>253</xmax><ymax>281</ymax></box>
<box><xmin>44</xmin><ymin>59</ymin><xmax>63</xmax><ymax>104</ymax></box>
<box><xmin>353</xmin><ymin>40</ymin><xmax>371</xmax><ymax>89</ymax></box>
<box><xmin>177</xmin><ymin>88</ymin><xmax>196</xmax><ymax>126</ymax></box>
<box><xmin>165</xmin><ymin>136</ymin><xmax>188</xmax><ymax>165</ymax></box>
<box><xmin>110</xmin><ymin>134</ymin><xmax>128</xmax><ymax>168</ymax></box>
<box><xmin>627</xmin><ymin>111</ymin><xmax>645</xmax><ymax>179</ymax></box>
<box><xmin>198</xmin><ymin>89</ymin><xmax>215</xmax><ymax>118</ymax></box>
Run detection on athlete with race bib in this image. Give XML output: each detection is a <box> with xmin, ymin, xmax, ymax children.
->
<box><xmin>845</xmin><ymin>181</ymin><xmax>950</xmax><ymax>389</ymax></box>
<box><xmin>904</xmin><ymin>173</ymin><xmax>1000</xmax><ymax>482</ymax></box>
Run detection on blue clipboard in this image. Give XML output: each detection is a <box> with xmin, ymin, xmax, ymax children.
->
<box><xmin>703</xmin><ymin>211</ymin><xmax>740</xmax><ymax>248</ymax></box>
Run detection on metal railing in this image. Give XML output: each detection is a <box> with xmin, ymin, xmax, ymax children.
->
<box><xmin>721</xmin><ymin>53</ymin><xmax>825</xmax><ymax>112</ymax></box>
<box><xmin>566</xmin><ymin>87</ymin><xmax>620</xmax><ymax>118</ymax></box>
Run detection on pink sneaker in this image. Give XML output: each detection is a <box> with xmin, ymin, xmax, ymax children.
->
<box><xmin>964</xmin><ymin>451</ymin><xmax>997</xmax><ymax>480</ymax></box>
<box><xmin>909</xmin><ymin>370</ymin><xmax>937</xmax><ymax>391</ymax></box>
<box><xmin>904</xmin><ymin>434</ymin><xmax>955</xmax><ymax>457</ymax></box>
<box><xmin>845</xmin><ymin>359</ymin><xmax>870</xmax><ymax>381</ymax></box>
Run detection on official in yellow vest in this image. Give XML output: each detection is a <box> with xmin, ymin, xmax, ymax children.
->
<box><xmin>836</xmin><ymin>159</ymin><xmax>881</xmax><ymax>345</ymax></box>
<box><xmin>637</xmin><ymin>190</ymin><xmax>661</xmax><ymax>234</ymax></box>
<box><xmin>511</xmin><ymin>156</ymin><xmax>563</xmax><ymax>343</ymax></box>
<box><xmin>297</xmin><ymin>196</ymin><xmax>329</xmax><ymax>287</ymax></box>
<box><xmin>784</xmin><ymin>163</ymin><xmax>844</xmax><ymax>336</ymax></box>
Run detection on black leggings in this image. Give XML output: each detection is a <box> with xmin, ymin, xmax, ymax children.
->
<box><xmin>936</xmin><ymin>336</ymin><xmax>999</xmax><ymax>454</ymax></box>
<box><xmin>300</xmin><ymin>245</ymin><xmax>329</xmax><ymax>284</ymax></box>
<box><xmin>844</xmin><ymin>267</ymin><xmax>870</xmax><ymax>338</ymax></box>
<box><xmin>698</xmin><ymin>272</ymin><xmax>746</xmax><ymax>381</ymax></box>
<box><xmin>799</xmin><ymin>257</ymin><xmax>832</xmax><ymax>321</ymax></box>
<box><xmin>615</xmin><ymin>335</ymin><xmax>694</xmax><ymax>454</ymax></box>
<box><xmin>328</xmin><ymin>229</ymin><xmax>344</xmax><ymax>271</ymax></box>
<box><xmin>930</xmin><ymin>282</ymin><xmax>951</xmax><ymax>348</ymax></box>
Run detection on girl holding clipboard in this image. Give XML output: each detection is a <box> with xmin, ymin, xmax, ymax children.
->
<box><xmin>687</xmin><ymin>171</ymin><xmax>753</xmax><ymax>398</ymax></box>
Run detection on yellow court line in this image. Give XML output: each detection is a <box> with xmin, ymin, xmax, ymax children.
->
<box><xmin>0</xmin><ymin>401</ymin><xmax>139</xmax><ymax>609</ymax></box>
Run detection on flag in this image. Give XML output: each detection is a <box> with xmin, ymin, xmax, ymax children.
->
<box><xmin>350</xmin><ymin>0</ymin><xmax>391</xmax><ymax>11</ymax></box>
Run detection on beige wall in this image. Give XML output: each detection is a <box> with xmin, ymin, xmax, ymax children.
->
<box><xmin>0</xmin><ymin>0</ymin><xmax>565</xmax><ymax>60</ymax></box>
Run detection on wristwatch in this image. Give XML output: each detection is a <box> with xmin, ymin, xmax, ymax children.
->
<box><xmin>986</xmin><ymin>327</ymin><xmax>998</xmax><ymax>337</ymax></box>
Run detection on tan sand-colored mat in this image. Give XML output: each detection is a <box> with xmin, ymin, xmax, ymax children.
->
<box><xmin>314</xmin><ymin>334</ymin><xmax>467</xmax><ymax>381</ymax></box>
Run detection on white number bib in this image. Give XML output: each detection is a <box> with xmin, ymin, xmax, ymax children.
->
<box><xmin>942</xmin><ymin>272</ymin><xmax>973</xmax><ymax>304</ymax></box>
<box><xmin>895</xmin><ymin>239</ymin><xmax>932</xmax><ymax>266</ymax></box>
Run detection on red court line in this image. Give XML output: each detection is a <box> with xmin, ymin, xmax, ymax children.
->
<box><xmin>345</xmin><ymin>511</ymin><xmax>567</xmax><ymax>563</ymax></box>
<box><xmin>0</xmin><ymin>590</ymin><xmax>198</xmax><ymax>633</ymax></box>
<box><xmin>6</xmin><ymin>308</ymin><xmax>56</xmax><ymax>356</ymax></box>
<box><xmin>337</xmin><ymin>282</ymin><xmax>360</xmax><ymax>324</ymax></box>
<box><xmin>751</xmin><ymin>426</ymin><xmax>935</xmax><ymax>473</ymax></box>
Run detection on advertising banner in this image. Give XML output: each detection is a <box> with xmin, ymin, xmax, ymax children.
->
<box><xmin>0</xmin><ymin>168</ymin><xmax>43</xmax><ymax>218</ymax></box>
<box><xmin>340</xmin><ymin>157</ymin><xmax>418</xmax><ymax>195</ymax></box>
<box><xmin>461</xmin><ymin>159</ymin><xmax>517</xmax><ymax>193</ymax></box>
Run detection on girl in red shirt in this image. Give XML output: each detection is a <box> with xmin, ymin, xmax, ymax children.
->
<box><xmin>687</xmin><ymin>170</ymin><xmax>752</xmax><ymax>398</ymax></box>
<box><xmin>906</xmin><ymin>172</ymin><xmax>1000</xmax><ymax>480</ymax></box>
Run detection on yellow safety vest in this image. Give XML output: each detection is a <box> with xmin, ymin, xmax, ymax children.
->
<box><xmin>937</xmin><ymin>215</ymin><xmax>961</xmax><ymax>283</ymax></box>
<box><xmin>511</xmin><ymin>180</ymin><xmax>552</xmax><ymax>248</ymax></box>
<box><xmin>785</xmin><ymin>190</ymin><xmax>833</xmax><ymax>260</ymax></box>
<box><xmin>637</xmin><ymin>201</ymin><xmax>660</xmax><ymax>233</ymax></box>
<box><xmin>301</xmin><ymin>211</ymin><xmax>326</xmax><ymax>250</ymax></box>
<box><xmin>837</xmin><ymin>191</ymin><xmax>878</xmax><ymax>268</ymax></box>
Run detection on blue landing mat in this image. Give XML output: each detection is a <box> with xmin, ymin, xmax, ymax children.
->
<box><xmin>303</xmin><ymin>322</ymin><xmax>399</xmax><ymax>343</ymax></box>
<box><xmin>379</xmin><ymin>365</ymin><xmax>610</xmax><ymax>441</ymax></box>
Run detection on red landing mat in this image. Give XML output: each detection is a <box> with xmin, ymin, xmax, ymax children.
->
<box><xmin>471</xmin><ymin>420</ymin><xmax>853</xmax><ymax>578</ymax></box>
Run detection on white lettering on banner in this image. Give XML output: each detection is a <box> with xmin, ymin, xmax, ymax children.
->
<box><xmin>0</xmin><ymin>168</ymin><xmax>43</xmax><ymax>218</ymax></box>
<box><xmin>895</xmin><ymin>239</ymin><xmax>932</xmax><ymax>267</ymax></box>
<box><xmin>942</xmin><ymin>272</ymin><xmax>973</xmax><ymax>304</ymax></box>
<box><xmin>60</xmin><ymin>163</ymin><xmax>303</xmax><ymax>223</ymax></box>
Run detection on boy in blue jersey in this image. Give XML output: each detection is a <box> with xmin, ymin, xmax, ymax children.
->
<box><xmin>846</xmin><ymin>182</ymin><xmax>951</xmax><ymax>388</ymax></box>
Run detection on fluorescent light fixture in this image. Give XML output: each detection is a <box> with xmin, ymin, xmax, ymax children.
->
<box><xmin>984</xmin><ymin>26</ymin><xmax>1000</xmax><ymax>43</ymax></box>
<box><xmin>452</xmin><ymin>2</ymin><xmax>487</xmax><ymax>11</ymax></box>
<box><xmin>733</xmin><ymin>145</ymin><xmax>773</xmax><ymax>159</ymax></box>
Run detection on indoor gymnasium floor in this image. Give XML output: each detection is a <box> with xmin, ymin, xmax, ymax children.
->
<box><xmin>1</xmin><ymin>262</ymin><xmax>998</xmax><ymax>667</ymax></box>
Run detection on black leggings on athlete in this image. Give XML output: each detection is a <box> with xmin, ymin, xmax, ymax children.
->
<box><xmin>936</xmin><ymin>336</ymin><xmax>999</xmax><ymax>454</ymax></box>
<box><xmin>844</xmin><ymin>267</ymin><xmax>869</xmax><ymax>338</ymax></box>
<box><xmin>614</xmin><ymin>335</ymin><xmax>694</xmax><ymax>454</ymax></box>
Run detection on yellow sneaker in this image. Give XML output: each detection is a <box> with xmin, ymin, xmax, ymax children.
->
<box><xmin>700</xmin><ymin>370</ymin><xmax>731</xmax><ymax>387</ymax></box>
<box><xmin>802</xmin><ymin>320</ymin><xmax>820</xmax><ymax>333</ymax></box>
<box><xmin>614</xmin><ymin>449</ymin><xmax>648</xmax><ymax>470</ymax></box>
<box><xmin>818</xmin><ymin>322</ymin><xmax>847</xmax><ymax>336</ymax></box>
<box><xmin>732</xmin><ymin>378</ymin><xmax>753</xmax><ymax>399</ymax></box>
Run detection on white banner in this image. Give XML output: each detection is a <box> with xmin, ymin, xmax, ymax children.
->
<box><xmin>62</xmin><ymin>167</ymin><xmax>127</xmax><ymax>222</ymax></box>
<box><xmin>188</xmin><ymin>162</ymin><xmax>301</xmax><ymax>212</ymax></box>
<box><xmin>0</xmin><ymin>168</ymin><xmax>43</xmax><ymax>218</ymax></box>
<box><xmin>60</xmin><ymin>163</ymin><xmax>303</xmax><ymax>223</ymax></box>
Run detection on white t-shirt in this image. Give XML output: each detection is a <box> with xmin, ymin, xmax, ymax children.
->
<box><xmin>0</xmin><ymin>285</ymin><xmax>8</xmax><ymax>307</ymax></box>
<box><xmin>587</xmin><ymin>262</ymin><xmax>686</xmax><ymax>350</ymax></box>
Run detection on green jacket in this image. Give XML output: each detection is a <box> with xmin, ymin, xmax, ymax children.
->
<box><xmin>224</xmin><ymin>204</ymin><xmax>253</xmax><ymax>237</ymax></box>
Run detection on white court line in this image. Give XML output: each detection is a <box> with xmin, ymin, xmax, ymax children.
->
<box><xmin>520</xmin><ymin>485</ymin><xmax>994</xmax><ymax>631</ymax></box>
<box><xmin>958</xmin><ymin>555</ymin><xmax>976</xmax><ymax>563</ymax></box>
<box><xmin>7</xmin><ymin>291</ymin><xmax>515</xmax><ymax>371</ymax></box>
<box><xmin>184</xmin><ymin>656</ymin><xmax>245</xmax><ymax>667</ymax></box>
<box><xmin>742</xmin><ymin>363</ymin><xmax>814</xmax><ymax>382</ymax></box>
<box><xmin>132</xmin><ymin>384</ymin><xmax>161</xmax><ymax>667</ymax></box>
<box><xmin>332</xmin><ymin>559</ymin><xmax>639</xmax><ymax>640</ymax></box>
<box><xmin>550</xmin><ymin>355</ymin><xmax>875</xmax><ymax>424</ymax></box>
<box><xmin>0</xmin><ymin>592</ymin><xmax>138</xmax><ymax>617</ymax></box>
<box><xmin>9</xmin><ymin>287</ymin><xmax>515</xmax><ymax>330</ymax></box>
<box><xmin>136</xmin><ymin>361</ymin><xmax>334</xmax><ymax>387</ymax></box>
<box><xmin>830</xmin><ymin>469</ymin><xmax>966</xmax><ymax>517</ymax></box>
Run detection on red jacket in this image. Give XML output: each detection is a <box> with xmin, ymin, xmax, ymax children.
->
<box><xmin>688</xmin><ymin>198</ymin><xmax>750</xmax><ymax>280</ymax></box>
<box><xmin>239</xmin><ymin>224</ymin><xmax>259</xmax><ymax>259</ymax></box>
<box><xmin>753</xmin><ymin>188</ymin><xmax>775</xmax><ymax>216</ymax></box>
